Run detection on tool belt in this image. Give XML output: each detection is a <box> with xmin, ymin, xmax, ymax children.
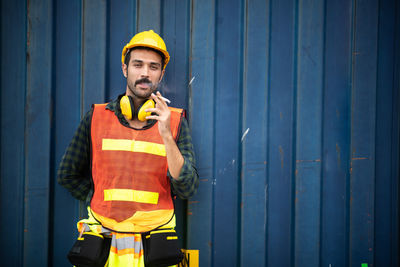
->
<box><xmin>142</xmin><ymin>227</ymin><xmax>184</xmax><ymax>267</ymax></box>
<box><xmin>67</xmin><ymin>231</ymin><xmax>111</xmax><ymax>267</ymax></box>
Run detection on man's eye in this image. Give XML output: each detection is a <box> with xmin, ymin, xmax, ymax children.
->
<box><xmin>133</xmin><ymin>63</ymin><xmax>142</xmax><ymax>67</ymax></box>
<box><xmin>150</xmin><ymin>65</ymin><xmax>159</xmax><ymax>70</ymax></box>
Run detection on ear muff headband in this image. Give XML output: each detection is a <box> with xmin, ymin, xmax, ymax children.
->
<box><xmin>120</xmin><ymin>95</ymin><xmax>155</xmax><ymax>121</ymax></box>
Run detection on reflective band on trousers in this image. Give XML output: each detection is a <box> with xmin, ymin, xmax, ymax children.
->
<box><xmin>108</xmin><ymin>233</ymin><xmax>145</xmax><ymax>266</ymax></box>
<box><xmin>104</xmin><ymin>189</ymin><xmax>159</xmax><ymax>204</ymax></box>
<box><xmin>111</xmin><ymin>233</ymin><xmax>143</xmax><ymax>256</ymax></box>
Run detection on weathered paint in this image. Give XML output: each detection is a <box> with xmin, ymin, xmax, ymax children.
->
<box><xmin>0</xmin><ymin>0</ymin><xmax>399</xmax><ymax>266</ymax></box>
<box><xmin>321</xmin><ymin>1</ymin><xmax>352</xmax><ymax>266</ymax></box>
<box><xmin>51</xmin><ymin>0</ymin><xmax>82</xmax><ymax>265</ymax></box>
<box><xmin>0</xmin><ymin>0</ymin><xmax>27</xmax><ymax>266</ymax></box>
<box><xmin>24</xmin><ymin>0</ymin><xmax>53</xmax><ymax>265</ymax></box>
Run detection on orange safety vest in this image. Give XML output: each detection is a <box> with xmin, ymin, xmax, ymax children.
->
<box><xmin>90</xmin><ymin>103</ymin><xmax>184</xmax><ymax>233</ymax></box>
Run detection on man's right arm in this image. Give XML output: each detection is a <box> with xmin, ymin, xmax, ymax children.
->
<box><xmin>57</xmin><ymin>110</ymin><xmax>93</xmax><ymax>201</ymax></box>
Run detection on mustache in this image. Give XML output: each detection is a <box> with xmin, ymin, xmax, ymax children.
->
<box><xmin>134</xmin><ymin>78</ymin><xmax>153</xmax><ymax>87</ymax></box>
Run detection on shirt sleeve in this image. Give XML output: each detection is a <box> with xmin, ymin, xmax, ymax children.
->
<box><xmin>170</xmin><ymin>117</ymin><xmax>199</xmax><ymax>199</ymax></box>
<box><xmin>57</xmin><ymin>109</ymin><xmax>93</xmax><ymax>201</ymax></box>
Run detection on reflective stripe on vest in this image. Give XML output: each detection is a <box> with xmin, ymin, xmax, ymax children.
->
<box><xmin>102</xmin><ymin>139</ymin><xmax>166</xmax><ymax>156</ymax></box>
<box><xmin>90</xmin><ymin>103</ymin><xmax>183</xmax><ymax>233</ymax></box>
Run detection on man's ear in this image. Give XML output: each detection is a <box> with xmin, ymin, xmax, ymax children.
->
<box><xmin>122</xmin><ymin>63</ymin><xmax>128</xmax><ymax>78</ymax></box>
<box><xmin>159</xmin><ymin>69</ymin><xmax>165</xmax><ymax>82</ymax></box>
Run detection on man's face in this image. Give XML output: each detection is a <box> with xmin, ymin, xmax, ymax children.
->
<box><xmin>123</xmin><ymin>48</ymin><xmax>165</xmax><ymax>100</ymax></box>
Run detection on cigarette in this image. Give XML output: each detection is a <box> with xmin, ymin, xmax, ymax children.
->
<box><xmin>160</xmin><ymin>96</ymin><xmax>171</xmax><ymax>104</ymax></box>
<box><xmin>152</xmin><ymin>92</ymin><xmax>171</xmax><ymax>104</ymax></box>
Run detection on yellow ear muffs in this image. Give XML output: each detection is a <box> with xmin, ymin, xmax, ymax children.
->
<box><xmin>137</xmin><ymin>99</ymin><xmax>155</xmax><ymax>121</ymax></box>
<box><xmin>120</xmin><ymin>95</ymin><xmax>155</xmax><ymax>121</ymax></box>
<box><xmin>120</xmin><ymin>95</ymin><xmax>134</xmax><ymax>120</ymax></box>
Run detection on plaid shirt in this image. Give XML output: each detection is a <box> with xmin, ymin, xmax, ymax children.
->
<box><xmin>57</xmin><ymin>95</ymin><xmax>198</xmax><ymax>201</ymax></box>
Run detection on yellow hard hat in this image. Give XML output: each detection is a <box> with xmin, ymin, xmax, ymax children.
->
<box><xmin>121</xmin><ymin>30</ymin><xmax>170</xmax><ymax>69</ymax></box>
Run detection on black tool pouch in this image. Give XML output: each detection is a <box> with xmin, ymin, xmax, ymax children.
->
<box><xmin>67</xmin><ymin>232</ymin><xmax>111</xmax><ymax>267</ymax></box>
<box><xmin>142</xmin><ymin>228</ymin><xmax>184</xmax><ymax>267</ymax></box>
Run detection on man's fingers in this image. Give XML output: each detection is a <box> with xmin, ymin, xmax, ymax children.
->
<box><xmin>151</xmin><ymin>92</ymin><xmax>168</xmax><ymax>107</ymax></box>
<box><xmin>156</xmin><ymin>91</ymin><xmax>171</xmax><ymax>104</ymax></box>
<box><xmin>145</xmin><ymin>115</ymin><xmax>160</xmax><ymax>120</ymax></box>
<box><xmin>145</xmin><ymin>107</ymin><xmax>158</xmax><ymax>114</ymax></box>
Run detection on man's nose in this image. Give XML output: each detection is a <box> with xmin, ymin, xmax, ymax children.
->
<box><xmin>140</xmin><ymin>65</ymin><xmax>150</xmax><ymax>77</ymax></box>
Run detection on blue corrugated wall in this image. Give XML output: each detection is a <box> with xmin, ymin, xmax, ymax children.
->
<box><xmin>0</xmin><ymin>0</ymin><xmax>399</xmax><ymax>266</ymax></box>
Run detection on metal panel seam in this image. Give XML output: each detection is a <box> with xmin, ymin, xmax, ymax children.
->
<box><xmin>80</xmin><ymin>0</ymin><xmax>85</xmax><ymax>118</ymax></box>
<box><xmin>48</xmin><ymin>0</ymin><xmax>58</xmax><ymax>264</ymax></box>
<box><xmin>22</xmin><ymin>0</ymin><xmax>28</xmax><ymax>264</ymax></box>
<box><xmin>347</xmin><ymin>0</ymin><xmax>356</xmax><ymax>265</ymax></box>
<box><xmin>291</xmin><ymin>0</ymin><xmax>299</xmax><ymax>265</ymax></box>
<box><xmin>188</xmin><ymin>0</ymin><xmax>194</xmax><ymax>127</ymax></box>
<box><xmin>265</xmin><ymin>0</ymin><xmax>272</xmax><ymax>265</ymax></box>
<box><xmin>237</xmin><ymin>0</ymin><xmax>246</xmax><ymax>265</ymax></box>
<box><xmin>135</xmin><ymin>0</ymin><xmax>139</xmax><ymax>32</ymax></box>
<box><xmin>319</xmin><ymin>0</ymin><xmax>328</xmax><ymax>266</ymax></box>
<box><xmin>240</xmin><ymin>0</ymin><xmax>248</xmax><ymax>263</ymax></box>
<box><xmin>212</xmin><ymin>0</ymin><xmax>218</xmax><ymax>266</ymax></box>
<box><xmin>23</xmin><ymin>0</ymin><xmax>30</xmax><ymax>264</ymax></box>
<box><xmin>392</xmin><ymin>2</ymin><xmax>400</xmax><ymax>264</ymax></box>
<box><xmin>105</xmin><ymin>0</ymin><xmax>110</xmax><ymax>101</ymax></box>
<box><xmin>373</xmin><ymin>1</ymin><xmax>388</xmax><ymax>264</ymax></box>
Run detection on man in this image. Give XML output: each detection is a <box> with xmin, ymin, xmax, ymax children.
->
<box><xmin>58</xmin><ymin>30</ymin><xmax>198</xmax><ymax>266</ymax></box>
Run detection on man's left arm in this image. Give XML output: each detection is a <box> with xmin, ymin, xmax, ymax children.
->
<box><xmin>148</xmin><ymin>92</ymin><xmax>199</xmax><ymax>199</ymax></box>
<box><xmin>169</xmin><ymin>117</ymin><xmax>199</xmax><ymax>199</ymax></box>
